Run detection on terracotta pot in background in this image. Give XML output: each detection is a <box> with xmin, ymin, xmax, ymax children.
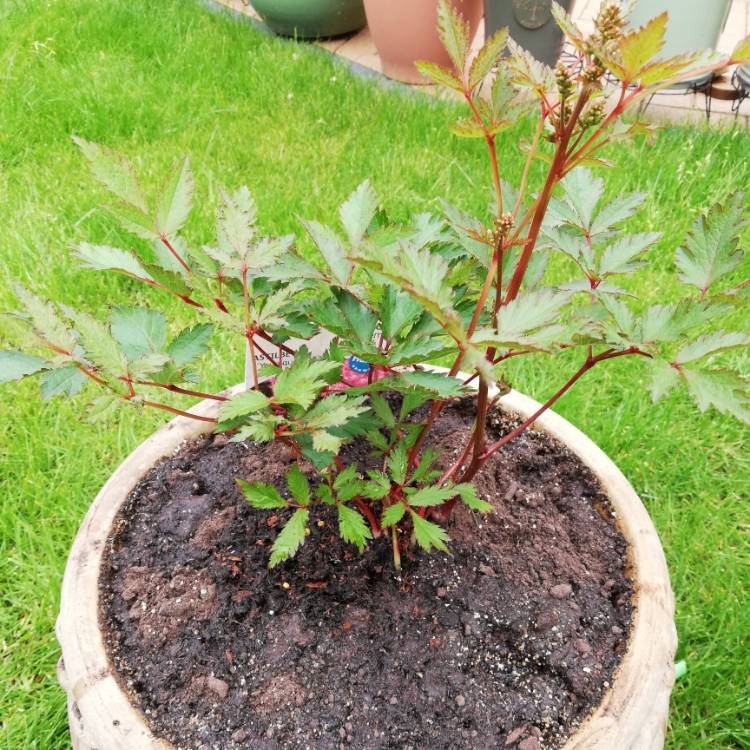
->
<box><xmin>363</xmin><ymin>0</ymin><xmax>484</xmax><ymax>84</ymax></box>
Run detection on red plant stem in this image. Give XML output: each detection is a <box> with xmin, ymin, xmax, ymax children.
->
<box><xmin>241</xmin><ymin>267</ymin><xmax>260</xmax><ymax>390</ymax></box>
<box><xmin>460</xmin><ymin>347</ymin><xmax>649</xmax><ymax>478</ymax></box>
<box><xmin>467</xmin><ymin>253</ymin><xmax>498</xmax><ymax>338</ymax></box>
<box><xmin>463</xmin><ymin>91</ymin><xmax>503</xmax><ymax>216</ymax></box>
<box><xmin>438</xmin><ymin>431</ymin><xmax>476</xmax><ymax>485</ymax></box>
<box><xmin>251</xmin><ymin>337</ymin><xmax>280</xmax><ymax>367</ymax></box>
<box><xmin>246</xmin><ymin>333</ymin><xmax>260</xmax><ymax>390</ymax></box>
<box><xmin>511</xmin><ymin>110</ymin><xmax>546</xmax><ymax>220</ymax></box>
<box><xmin>134</xmin><ymin>381</ymin><xmax>228</xmax><ymax>401</ymax></box>
<box><xmin>160</xmin><ymin>236</ymin><xmax>192</xmax><ymax>275</ymax></box>
<box><xmin>141</xmin><ymin>400</ymin><xmax>217</xmax><ymax>423</ymax></box>
<box><xmin>355</xmin><ymin>499</ymin><xmax>381</xmax><ymax>538</ymax></box>
<box><xmin>505</xmin><ymin>85</ymin><xmax>594</xmax><ymax>304</ymax></box>
<box><xmin>254</xmin><ymin>328</ymin><xmax>297</xmax><ymax>357</ymax></box>
<box><xmin>76</xmin><ymin>364</ymin><xmax>108</xmax><ymax>387</ymax></box>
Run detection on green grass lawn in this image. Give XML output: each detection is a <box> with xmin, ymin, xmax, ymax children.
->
<box><xmin>0</xmin><ymin>0</ymin><xmax>748</xmax><ymax>747</ymax></box>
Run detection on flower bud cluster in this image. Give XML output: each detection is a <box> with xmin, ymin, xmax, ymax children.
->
<box><xmin>491</xmin><ymin>213</ymin><xmax>514</xmax><ymax>244</ymax></box>
<box><xmin>556</xmin><ymin>62</ymin><xmax>575</xmax><ymax>100</ymax></box>
<box><xmin>579</xmin><ymin>102</ymin><xmax>605</xmax><ymax>130</ymax></box>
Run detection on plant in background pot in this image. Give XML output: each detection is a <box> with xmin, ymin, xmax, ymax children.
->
<box><xmin>2</xmin><ymin>2</ymin><xmax>750</xmax><ymax>749</ymax></box>
<box><xmin>250</xmin><ymin>0</ymin><xmax>366</xmax><ymax>39</ymax></box>
<box><xmin>364</xmin><ymin>0</ymin><xmax>483</xmax><ymax>84</ymax></box>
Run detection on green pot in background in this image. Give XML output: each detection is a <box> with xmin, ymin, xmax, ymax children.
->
<box><xmin>251</xmin><ymin>0</ymin><xmax>366</xmax><ymax>39</ymax></box>
<box><xmin>629</xmin><ymin>0</ymin><xmax>731</xmax><ymax>88</ymax></box>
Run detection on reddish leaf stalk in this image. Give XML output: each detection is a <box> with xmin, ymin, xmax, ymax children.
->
<box><xmin>134</xmin><ymin>381</ymin><xmax>228</xmax><ymax>402</ymax></box>
<box><xmin>160</xmin><ymin>236</ymin><xmax>192</xmax><ymax>275</ymax></box>
<box><xmin>355</xmin><ymin>499</ymin><xmax>382</xmax><ymax>538</ymax></box>
<box><xmin>141</xmin><ymin>399</ymin><xmax>218</xmax><ymax>423</ymax></box>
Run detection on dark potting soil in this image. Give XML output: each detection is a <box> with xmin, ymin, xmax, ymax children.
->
<box><xmin>100</xmin><ymin>396</ymin><xmax>633</xmax><ymax>750</ymax></box>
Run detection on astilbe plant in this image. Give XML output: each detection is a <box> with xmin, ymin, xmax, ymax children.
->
<box><xmin>2</xmin><ymin>2</ymin><xmax>749</xmax><ymax>572</ymax></box>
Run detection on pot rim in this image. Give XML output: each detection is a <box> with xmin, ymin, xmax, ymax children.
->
<box><xmin>57</xmin><ymin>369</ymin><xmax>676</xmax><ymax>750</ymax></box>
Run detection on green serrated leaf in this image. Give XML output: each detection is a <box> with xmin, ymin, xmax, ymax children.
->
<box><xmin>381</xmin><ymin>502</ymin><xmax>406</xmax><ymax>528</ymax></box>
<box><xmin>332</xmin><ymin>289</ymin><xmax>378</xmax><ymax>349</ymax></box>
<box><xmin>273</xmin><ymin>357</ymin><xmax>340</xmax><ymax>409</ymax></box>
<box><xmin>40</xmin><ymin>365</ymin><xmax>88</xmax><ymax>399</ymax></box>
<box><xmin>619</xmin><ymin>13</ymin><xmax>668</xmax><ymax>81</ymax></box>
<box><xmin>155</xmin><ymin>157</ymin><xmax>193</xmax><ymax>237</ymax></box>
<box><xmin>338</xmin><ymin>504</ymin><xmax>372</xmax><ymax>553</ymax></box>
<box><xmin>0</xmin><ymin>351</ymin><xmax>48</xmax><ymax>384</ymax></box>
<box><xmin>128</xmin><ymin>352</ymin><xmax>170</xmax><ymax>379</ymax></box>
<box><xmin>454</xmin><ymin>483</ymin><xmax>493</xmax><ymax>512</ymax></box>
<box><xmin>411</xmin><ymin>511</ymin><xmax>450</xmax><ymax>553</ymax></box>
<box><xmin>599</xmin><ymin>233</ymin><xmax>661</xmax><ymax>277</ymax></box>
<box><xmin>387</xmin><ymin>442</ymin><xmax>408</xmax><ymax>485</ymax></box>
<box><xmin>107</xmin><ymin>202</ymin><xmax>158</xmax><ymax>241</ymax></box>
<box><xmin>675</xmin><ymin>332</ymin><xmax>750</xmax><ymax>364</ymax></box>
<box><xmin>109</xmin><ymin>307</ymin><xmax>167</xmax><ymax>360</ymax></box>
<box><xmin>85</xmin><ymin>393</ymin><xmax>121</xmax><ymax>422</ymax></box>
<box><xmin>362</xmin><ymin>471</ymin><xmax>391</xmax><ymax>500</ymax></box>
<box><xmin>367</xmin><ymin>428</ymin><xmax>389</xmax><ymax>452</ymax></box>
<box><xmin>410</xmin><ymin>447</ymin><xmax>438</xmax><ymax>484</ymax></box>
<box><xmin>437</xmin><ymin>0</ymin><xmax>470</xmax><ymax>73</ymax></box>
<box><xmin>311</xmin><ymin>430</ymin><xmax>343</xmax><ymax>454</ymax></box>
<box><xmin>405</xmin><ymin>485</ymin><xmax>456</xmax><ymax>507</ymax></box>
<box><xmin>589</xmin><ymin>192</ymin><xmax>645</xmax><ymax>235</ymax></box>
<box><xmin>399</xmin><ymin>370</ymin><xmax>467</xmax><ymax>397</ymax></box>
<box><xmin>557</xmin><ymin>168</ymin><xmax>604</xmax><ymax>231</ymax></box>
<box><xmin>675</xmin><ymin>192</ymin><xmax>746</xmax><ymax>294</ymax></box>
<box><xmin>75</xmin><ymin>243</ymin><xmax>153</xmax><ymax>281</ymax></box>
<box><xmin>231</xmin><ymin>415</ymin><xmax>280</xmax><ymax>443</ymax></box>
<box><xmin>66</xmin><ymin>309</ymin><xmax>127</xmax><ymax>378</ymax></box>
<box><xmin>339</xmin><ymin>180</ymin><xmax>378</xmax><ymax>248</ymax></box>
<box><xmin>369</xmin><ymin>394</ymin><xmax>395</xmax><ymax>428</ymax></box>
<box><xmin>73</xmin><ymin>136</ymin><xmax>148</xmax><ymax>212</ymax></box>
<box><xmin>415</xmin><ymin>60</ymin><xmax>464</xmax><ymax>91</ymax></box>
<box><xmin>216</xmin><ymin>186</ymin><xmax>256</xmax><ymax>268</ymax></box>
<box><xmin>269</xmin><ymin>508</ymin><xmax>309</xmax><ymax>567</ymax></box>
<box><xmin>219</xmin><ymin>388</ymin><xmax>270</xmax><ymax>421</ymax></box>
<box><xmin>13</xmin><ymin>284</ymin><xmax>77</xmax><ymax>354</ymax></box>
<box><xmin>333</xmin><ymin>463</ymin><xmax>358</xmax><ymax>492</ymax></box>
<box><xmin>349</xmin><ymin>241</ymin><xmax>461</xmax><ymax>338</ymax></box>
<box><xmin>648</xmin><ymin>359</ymin><xmax>680</xmax><ymax>402</ymax></box>
<box><xmin>380</xmin><ymin>286</ymin><xmax>423</xmax><ymax>340</ymax></box>
<box><xmin>469</xmin><ymin>27</ymin><xmax>508</xmax><ymax>89</ymax></box>
<box><xmin>680</xmin><ymin>368</ymin><xmax>750</xmax><ymax>424</ymax></box>
<box><xmin>400</xmin><ymin>391</ymin><xmax>430</xmax><ymax>419</ymax></box>
<box><xmin>303</xmin><ymin>219</ymin><xmax>352</xmax><ymax>286</ymax></box>
<box><xmin>237</xmin><ymin>478</ymin><xmax>288</xmax><ymax>509</ymax></box>
<box><xmin>287</xmin><ymin>465</ymin><xmax>311</xmax><ymax>506</ymax></box>
<box><xmin>302</xmin><ymin>394</ymin><xmax>370</xmax><ymax>431</ymax></box>
<box><xmin>167</xmin><ymin>324</ymin><xmax>213</xmax><ymax>367</ymax></box>
<box><xmin>449</xmin><ymin>117</ymin><xmax>486</xmax><ymax>138</ymax></box>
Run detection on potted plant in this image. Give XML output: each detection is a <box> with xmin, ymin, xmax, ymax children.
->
<box><xmin>363</xmin><ymin>0</ymin><xmax>483</xmax><ymax>84</ymax></box>
<box><xmin>4</xmin><ymin>3</ymin><xmax>750</xmax><ymax>749</ymax></box>
<box><xmin>250</xmin><ymin>0</ymin><xmax>366</xmax><ymax>39</ymax></box>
